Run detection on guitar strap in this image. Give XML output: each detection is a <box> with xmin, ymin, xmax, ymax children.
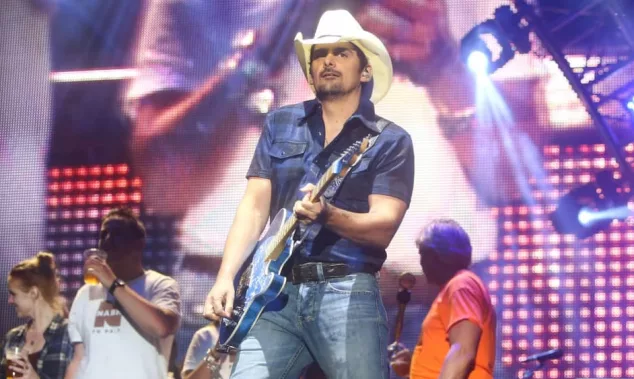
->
<box><xmin>322</xmin><ymin>116</ymin><xmax>391</xmax><ymax>201</ymax></box>
<box><xmin>293</xmin><ymin>117</ymin><xmax>392</xmax><ymax>248</ymax></box>
<box><xmin>366</xmin><ymin>117</ymin><xmax>390</xmax><ymax>150</ymax></box>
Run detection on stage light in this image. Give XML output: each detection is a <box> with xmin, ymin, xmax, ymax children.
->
<box><xmin>460</xmin><ymin>5</ymin><xmax>531</xmax><ymax>75</ymax></box>
<box><xmin>551</xmin><ymin>170</ymin><xmax>630</xmax><ymax>239</ymax></box>
<box><xmin>466</xmin><ymin>50</ymin><xmax>490</xmax><ymax>76</ymax></box>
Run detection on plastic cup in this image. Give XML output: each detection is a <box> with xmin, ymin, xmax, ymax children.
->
<box><xmin>83</xmin><ymin>248</ymin><xmax>107</xmax><ymax>285</ymax></box>
<box><xmin>4</xmin><ymin>345</ymin><xmax>23</xmax><ymax>378</ymax></box>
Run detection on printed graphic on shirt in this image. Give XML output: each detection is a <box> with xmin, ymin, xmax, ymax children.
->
<box><xmin>93</xmin><ymin>301</ymin><xmax>122</xmax><ymax>333</ymax></box>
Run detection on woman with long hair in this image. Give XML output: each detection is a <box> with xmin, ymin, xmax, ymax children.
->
<box><xmin>1</xmin><ymin>252</ymin><xmax>73</xmax><ymax>379</ymax></box>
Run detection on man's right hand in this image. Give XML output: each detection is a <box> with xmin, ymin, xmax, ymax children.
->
<box><xmin>203</xmin><ymin>278</ymin><xmax>235</xmax><ymax>319</ymax></box>
<box><xmin>390</xmin><ymin>348</ymin><xmax>412</xmax><ymax>378</ymax></box>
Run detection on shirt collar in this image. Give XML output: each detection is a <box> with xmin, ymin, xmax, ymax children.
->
<box><xmin>300</xmin><ymin>98</ymin><xmax>380</xmax><ymax>133</ymax></box>
<box><xmin>46</xmin><ymin>314</ymin><xmax>65</xmax><ymax>333</ymax></box>
<box><xmin>17</xmin><ymin>314</ymin><xmax>65</xmax><ymax>340</ymax></box>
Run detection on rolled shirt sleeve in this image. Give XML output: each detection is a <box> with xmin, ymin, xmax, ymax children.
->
<box><xmin>150</xmin><ymin>276</ymin><xmax>182</xmax><ymax>322</ymax></box>
<box><xmin>370</xmin><ymin>132</ymin><xmax>415</xmax><ymax>207</ymax></box>
<box><xmin>246</xmin><ymin>113</ymin><xmax>275</xmax><ymax>180</ymax></box>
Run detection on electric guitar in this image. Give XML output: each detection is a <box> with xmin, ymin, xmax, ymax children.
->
<box><xmin>216</xmin><ymin>136</ymin><xmax>372</xmax><ymax>352</ymax></box>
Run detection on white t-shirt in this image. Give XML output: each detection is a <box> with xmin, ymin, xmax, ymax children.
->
<box><xmin>181</xmin><ymin>325</ymin><xmax>234</xmax><ymax>378</ymax></box>
<box><xmin>68</xmin><ymin>270</ymin><xmax>181</xmax><ymax>379</ymax></box>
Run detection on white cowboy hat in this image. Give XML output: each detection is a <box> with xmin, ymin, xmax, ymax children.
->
<box><xmin>294</xmin><ymin>9</ymin><xmax>393</xmax><ymax>104</ymax></box>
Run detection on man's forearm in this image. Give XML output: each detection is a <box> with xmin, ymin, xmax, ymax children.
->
<box><xmin>64</xmin><ymin>343</ymin><xmax>84</xmax><ymax>379</ymax></box>
<box><xmin>323</xmin><ymin>204</ymin><xmax>402</xmax><ymax>250</ymax></box>
<box><xmin>64</xmin><ymin>359</ymin><xmax>79</xmax><ymax>379</ymax></box>
<box><xmin>111</xmin><ymin>287</ymin><xmax>179</xmax><ymax>339</ymax></box>
<box><xmin>438</xmin><ymin>343</ymin><xmax>476</xmax><ymax>379</ymax></box>
<box><xmin>217</xmin><ymin>197</ymin><xmax>269</xmax><ymax>280</ymax></box>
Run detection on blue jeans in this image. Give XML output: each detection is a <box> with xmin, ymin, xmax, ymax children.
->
<box><xmin>230</xmin><ymin>272</ymin><xmax>389</xmax><ymax>379</ymax></box>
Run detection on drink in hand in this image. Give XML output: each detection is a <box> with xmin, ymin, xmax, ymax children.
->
<box><xmin>83</xmin><ymin>248</ymin><xmax>107</xmax><ymax>285</ymax></box>
<box><xmin>5</xmin><ymin>346</ymin><xmax>23</xmax><ymax>379</ymax></box>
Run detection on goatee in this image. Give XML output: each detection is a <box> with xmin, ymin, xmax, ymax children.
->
<box><xmin>315</xmin><ymin>84</ymin><xmax>359</xmax><ymax>101</ymax></box>
<box><xmin>316</xmin><ymin>88</ymin><xmax>345</xmax><ymax>101</ymax></box>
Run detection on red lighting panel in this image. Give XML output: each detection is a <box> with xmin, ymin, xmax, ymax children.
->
<box><xmin>490</xmin><ymin>143</ymin><xmax>634</xmax><ymax>377</ymax></box>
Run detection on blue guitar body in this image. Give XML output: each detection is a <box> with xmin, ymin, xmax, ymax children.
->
<box><xmin>217</xmin><ymin>208</ymin><xmax>295</xmax><ymax>352</ymax></box>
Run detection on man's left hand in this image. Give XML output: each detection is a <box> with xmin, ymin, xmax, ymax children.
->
<box><xmin>293</xmin><ymin>183</ymin><xmax>329</xmax><ymax>224</ymax></box>
<box><xmin>390</xmin><ymin>347</ymin><xmax>412</xmax><ymax>378</ymax></box>
<box><xmin>85</xmin><ymin>256</ymin><xmax>117</xmax><ymax>289</ymax></box>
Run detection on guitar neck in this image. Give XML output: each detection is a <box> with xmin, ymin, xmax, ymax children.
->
<box><xmin>308</xmin><ymin>164</ymin><xmax>337</xmax><ymax>202</ymax></box>
<box><xmin>264</xmin><ymin>164</ymin><xmax>341</xmax><ymax>261</ymax></box>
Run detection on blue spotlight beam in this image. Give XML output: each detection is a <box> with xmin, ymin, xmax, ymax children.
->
<box><xmin>514</xmin><ymin>0</ymin><xmax>634</xmax><ymax>185</ymax></box>
<box><xmin>475</xmin><ymin>77</ymin><xmax>551</xmax><ymax>205</ymax></box>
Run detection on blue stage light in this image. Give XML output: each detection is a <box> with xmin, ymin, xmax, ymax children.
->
<box><xmin>551</xmin><ymin>170</ymin><xmax>629</xmax><ymax>238</ymax></box>
<box><xmin>467</xmin><ymin>51</ymin><xmax>490</xmax><ymax>76</ymax></box>
<box><xmin>460</xmin><ymin>5</ymin><xmax>531</xmax><ymax>75</ymax></box>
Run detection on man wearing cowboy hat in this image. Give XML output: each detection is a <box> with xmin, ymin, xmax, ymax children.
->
<box><xmin>205</xmin><ymin>9</ymin><xmax>415</xmax><ymax>379</ymax></box>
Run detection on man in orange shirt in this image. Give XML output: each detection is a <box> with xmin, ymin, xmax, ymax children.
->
<box><xmin>390</xmin><ymin>219</ymin><xmax>496</xmax><ymax>379</ymax></box>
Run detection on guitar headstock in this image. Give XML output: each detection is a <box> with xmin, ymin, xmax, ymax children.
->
<box><xmin>331</xmin><ymin>135</ymin><xmax>373</xmax><ymax>176</ymax></box>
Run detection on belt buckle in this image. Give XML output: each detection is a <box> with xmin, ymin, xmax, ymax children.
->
<box><xmin>323</xmin><ymin>263</ymin><xmax>347</xmax><ymax>277</ymax></box>
<box><xmin>304</xmin><ymin>263</ymin><xmax>319</xmax><ymax>282</ymax></box>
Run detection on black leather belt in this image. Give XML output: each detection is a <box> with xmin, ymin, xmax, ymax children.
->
<box><xmin>289</xmin><ymin>262</ymin><xmax>377</xmax><ymax>285</ymax></box>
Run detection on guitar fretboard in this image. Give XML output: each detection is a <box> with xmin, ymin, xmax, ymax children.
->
<box><xmin>263</xmin><ymin>138</ymin><xmax>367</xmax><ymax>261</ymax></box>
<box><xmin>264</xmin><ymin>161</ymin><xmax>339</xmax><ymax>261</ymax></box>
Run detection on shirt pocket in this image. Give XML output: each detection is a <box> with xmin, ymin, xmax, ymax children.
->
<box><xmin>268</xmin><ymin>140</ymin><xmax>308</xmax><ymax>184</ymax></box>
<box><xmin>269</xmin><ymin>140</ymin><xmax>307</xmax><ymax>159</ymax></box>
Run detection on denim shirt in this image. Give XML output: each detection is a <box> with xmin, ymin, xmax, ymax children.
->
<box><xmin>247</xmin><ymin>98</ymin><xmax>415</xmax><ymax>271</ymax></box>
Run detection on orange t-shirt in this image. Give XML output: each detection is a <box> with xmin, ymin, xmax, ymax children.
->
<box><xmin>410</xmin><ymin>270</ymin><xmax>496</xmax><ymax>379</ymax></box>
